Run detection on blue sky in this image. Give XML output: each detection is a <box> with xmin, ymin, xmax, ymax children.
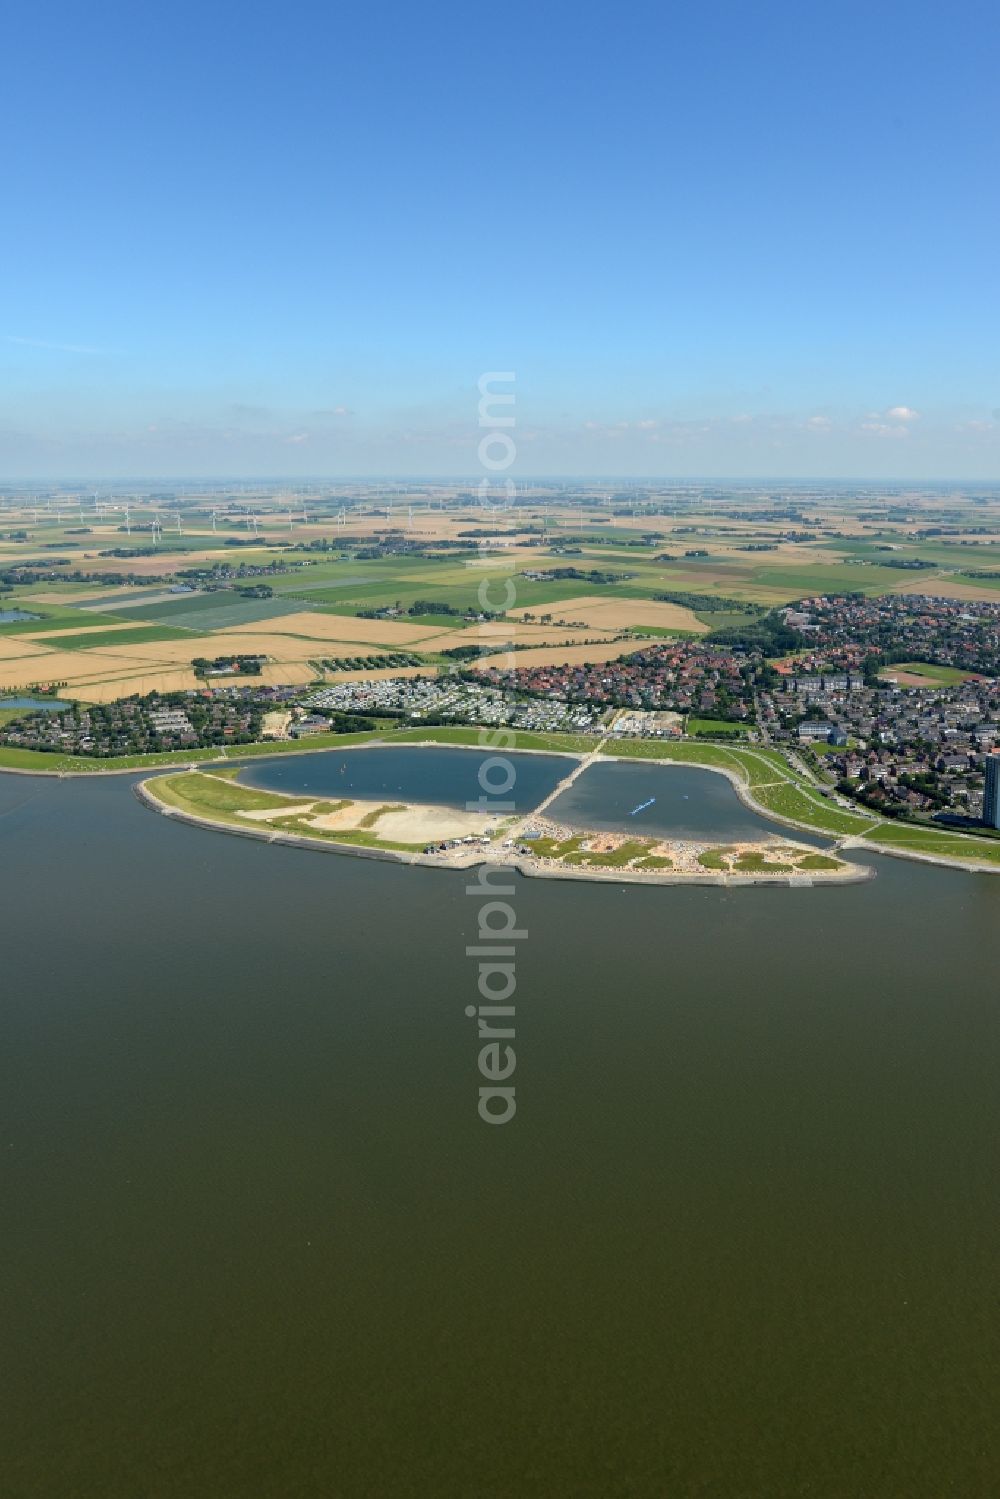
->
<box><xmin>3</xmin><ymin>0</ymin><xmax>998</xmax><ymax>479</ymax></box>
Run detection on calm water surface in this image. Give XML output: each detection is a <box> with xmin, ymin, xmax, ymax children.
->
<box><xmin>0</xmin><ymin>695</ymin><xmax>71</xmax><ymax>711</ymax></box>
<box><xmin>549</xmin><ymin>757</ymin><xmax>788</xmax><ymax>841</ymax></box>
<box><xmin>239</xmin><ymin>743</ymin><xmax>571</xmax><ymax>811</ymax></box>
<box><xmin>2</xmin><ymin>754</ymin><xmax>1000</xmax><ymax>1498</ymax></box>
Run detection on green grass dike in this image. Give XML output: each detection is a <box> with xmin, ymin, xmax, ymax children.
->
<box><xmin>6</xmin><ymin>718</ymin><xmax>1000</xmax><ymax>874</ymax></box>
<box><xmin>860</xmin><ymin>823</ymin><xmax>1000</xmax><ymax>867</ymax></box>
<box><xmin>145</xmin><ymin>770</ymin><xmax>427</xmax><ymax>852</ymax></box>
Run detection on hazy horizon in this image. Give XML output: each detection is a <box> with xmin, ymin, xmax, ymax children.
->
<box><xmin>4</xmin><ymin>473</ymin><xmax>1000</xmax><ymax>490</ymax></box>
<box><xmin>5</xmin><ymin>1</ymin><xmax>999</xmax><ymax>483</ymax></box>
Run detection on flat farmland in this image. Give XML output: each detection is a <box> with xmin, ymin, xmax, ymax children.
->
<box><xmin>510</xmin><ymin>594</ymin><xmax>708</xmax><ymax>634</ymax></box>
<box><xmin>312</xmin><ymin>665</ymin><xmax>429</xmax><ymax>684</ymax></box>
<box><xmin>24</xmin><ymin>625</ymin><xmax>200</xmax><ymax>651</ymax></box>
<box><xmin>0</xmin><ymin>605</ymin><xmax>132</xmax><ymax>635</ymax></box>
<box><xmin>472</xmin><ymin>641</ymin><xmax>637</xmax><ymax>670</ymax></box>
<box><xmin>0</xmin><ymin>637</ymin><xmax>57</xmax><ymax>662</ymax></box>
<box><xmin>120</xmin><ymin>595</ymin><xmax>315</xmax><ymax>629</ymax></box>
<box><xmin>63</xmin><ymin>629</ymin><xmax>335</xmax><ymax>664</ymax></box>
<box><xmin>0</xmin><ymin>649</ymin><xmax>147</xmax><ymax>689</ymax></box>
<box><xmin>892</xmin><ymin>575</ymin><xmax>1000</xmax><ymax>601</ymax></box>
<box><xmin>227</xmin><ymin>611</ymin><xmax>451</xmax><ymax>646</ymax></box>
<box><xmin>71</xmin><ymin>548</ymin><xmax>247</xmax><ymax>577</ymax></box>
<box><xmin>70</xmin><ymin>671</ymin><xmax>228</xmax><ymax>702</ymax></box>
<box><xmin>73</xmin><ymin>589</ymin><xmax>197</xmax><ymax>611</ymax></box>
<box><xmin>423</xmin><ymin>623</ymin><xmax>618</xmax><ymax>650</ymax></box>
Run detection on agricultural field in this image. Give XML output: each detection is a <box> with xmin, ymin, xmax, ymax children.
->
<box><xmin>509</xmin><ymin>594</ymin><xmax>708</xmax><ymax>634</ymax></box>
<box><xmin>878</xmin><ymin>661</ymin><xmax>977</xmax><ymax>686</ymax></box>
<box><xmin>472</xmin><ymin>641</ymin><xmax>640</xmax><ymax>671</ymax></box>
<box><xmin>119</xmin><ymin>595</ymin><xmax>309</xmax><ymax>630</ymax></box>
<box><xmin>29</xmin><ymin>626</ymin><xmax>200</xmax><ymax>651</ymax></box>
<box><xmin>5</xmin><ymin>486</ymin><xmax>1000</xmax><ymax>705</ymax></box>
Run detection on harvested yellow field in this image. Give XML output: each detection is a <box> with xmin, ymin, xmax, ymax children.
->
<box><xmin>472</xmin><ymin>641</ymin><xmax>633</xmax><ymax>671</ymax></box>
<box><xmin>421</xmin><ymin>623</ymin><xmax>617</xmax><ymax>650</ymax></box>
<box><xmin>893</xmin><ymin>575</ymin><xmax>1000</xmax><ymax>602</ymax></box>
<box><xmin>317</xmin><ymin>666</ymin><xmax>429</xmax><ymax>683</ymax></box>
<box><xmin>73</xmin><ymin>548</ymin><xmax>235</xmax><ymax>577</ymax></box>
<box><xmin>0</xmin><ymin>654</ymin><xmax>135</xmax><ymax>689</ymax></box>
<box><xmin>255</xmin><ymin>663</ymin><xmax>320</xmax><ymax>686</ymax></box>
<box><xmin>510</xmin><ymin>595</ymin><xmax>707</xmax><ymax>634</ymax></box>
<box><xmin>228</xmin><ymin>611</ymin><xmax>449</xmax><ymax>646</ymax></box>
<box><xmin>0</xmin><ymin>637</ymin><xmax>54</xmax><ymax>661</ymax></box>
<box><xmin>65</xmin><ymin>671</ymin><xmax>205</xmax><ymax>701</ymax></box>
<box><xmin>14</xmin><ymin>589</ymin><xmax>103</xmax><ymax>605</ymax></box>
<box><xmin>63</xmin><ymin>632</ymin><xmax>317</xmax><ymax>667</ymax></box>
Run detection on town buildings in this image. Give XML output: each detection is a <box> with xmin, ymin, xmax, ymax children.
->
<box><xmin>984</xmin><ymin>754</ymin><xmax>1000</xmax><ymax>830</ymax></box>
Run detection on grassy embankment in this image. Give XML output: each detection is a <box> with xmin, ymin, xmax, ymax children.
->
<box><xmin>603</xmin><ymin>738</ymin><xmax>881</xmax><ymax>834</ymax></box>
<box><xmin>147</xmin><ymin>768</ymin><xmax>426</xmax><ymax>851</ymax></box>
<box><xmin>9</xmin><ymin>714</ymin><xmax>1000</xmax><ymax>870</ymax></box>
<box><xmin>0</xmin><ymin>723</ymin><xmax>594</xmax><ymax>774</ymax></box>
<box><xmin>859</xmin><ymin>823</ymin><xmax>1000</xmax><ymax>866</ymax></box>
<box><xmin>601</xmin><ymin>737</ymin><xmax>1000</xmax><ymax>865</ymax></box>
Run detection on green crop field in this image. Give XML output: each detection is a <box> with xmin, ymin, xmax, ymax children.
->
<box><xmin>121</xmin><ymin>595</ymin><xmax>312</xmax><ymax>629</ymax></box>
<box><xmin>39</xmin><ymin>626</ymin><xmax>201</xmax><ymax>650</ymax></box>
<box><xmin>0</xmin><ymin>605</ymin><xmax>132</xmax><ymax>635</ymax></box>
<box><xmin>879</xmin><ymin>661</ymin><xmax>976</xmax><ymax>685</ymax></box>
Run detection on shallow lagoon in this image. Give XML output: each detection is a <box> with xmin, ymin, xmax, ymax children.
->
<box><xmin>238</xmin><ymin>743</ymin><xmax>802</xmax><ymax>842</ymax></box>
<box><xmin>548</xmin><ymin>757</ymin><xmax>785</xmax><ymax>841</ymax></box>
<box><xmin>239</xmin><ymin>743</ymin><xmax>571</xmax><ymax>813</ymax></box>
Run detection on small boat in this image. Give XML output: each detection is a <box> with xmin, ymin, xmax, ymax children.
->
<box><xmin>629</xmin><ymin>797</ymin><xmax>656</xmax><ymax>816</ymax></box>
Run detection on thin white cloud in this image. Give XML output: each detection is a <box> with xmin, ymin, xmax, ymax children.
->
<box><xmin>886</xmin><ymin>406</ymin><xmax>919</xmax><ymax>421</ymax></box>
<box><xmin>5</xmin><ymin>334</ymin><xmax>115</xmax><ymax>356</ymax></box>
<box><xmin>861</xmin><ymin>421</ymin><xmax>910</xmax><ymax>439</ymax></box>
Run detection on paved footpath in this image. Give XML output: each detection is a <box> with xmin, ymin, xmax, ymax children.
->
<box><xmin>508</xmin><ymin>737</ymin><xmax>608</xmax><ymax>835</ymax></box>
